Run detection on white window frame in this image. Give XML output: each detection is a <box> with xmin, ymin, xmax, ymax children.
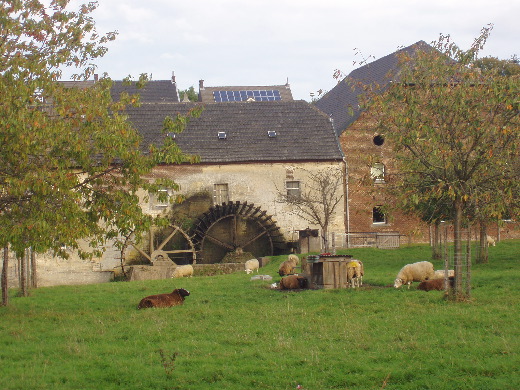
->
<box><xmin>213</xmin><ymin>183</ymin><xmax>229</xmax><ymax>205</ymax></box>
<box><xmin>372</xmin><ymin>205</ymin><xmax>387</xmax><ymax>225</ymax></box>
<box><xmin>150</xmin><ymin>188</ymin><xmax>171</xmax><ymax>208</ymax></box>
<box><xmin>286</xmin><ymin>180</ymin><xmax>301</xmax><ymax>198</ymax></box>
<box><xmin>371</xmin><ymin>162</ymin><xmax>385</xmax><ymax>183</ymax></box>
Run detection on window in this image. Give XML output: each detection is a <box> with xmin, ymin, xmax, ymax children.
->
<box><xmin>372</xmin><ymin>206</ymin><xmax>387</xmax><ymax>224</ymax></box>
<box><xmin>371</xmin><ymin>163</ymin><xmax>385</xmax><ymax>183</ymax></box>
<box><xmin>373</xmin><ymin>135</ymin><xmax>385</xmax><ymax>146</ymax></box>
<box><xmin>286</xmin><ymin>181</ymin><xmax>301</xmax><ymax>198</ymax></box>
<box><xmin>150</xmin><ymin>188</ymin><xmax>170</xmax><ymax>208</ymax></box>
<box><xmin>213</xmin><ymin>183</ymin><xmax>229</xmax><ymax>205</ymax></box>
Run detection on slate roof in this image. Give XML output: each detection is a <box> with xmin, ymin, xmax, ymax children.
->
<box><xmin>60</xmin><ymin>79</ymin><xmax>180</xmax><ymax>103</ymax></box>
<box><xmin>110</xmin><ymin>80</ymin><xmax>180</xmax><ymax>103</ymax></box>
<box><xmin>199</xmin><ymin>83</ymin><xmax>294</xmax><ymax>103</ymax></box>
<box><xmin>125</xmin><ymin>101</ymin><xmax>344</xmax><ymax>164</ymax></box>
<box><xmin>314</xmin><ymin>41</ymin><xmax>433</xmax><ymax>136</ymax></box>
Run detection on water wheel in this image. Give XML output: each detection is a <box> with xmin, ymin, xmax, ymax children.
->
<box><xmin>190</xmin><ymin>201</ymin><xmax>286</xmax><ymax>263</ymax></box>
<box><xmin>121</xmin><ymin>224</ymin><xmax>196</xmax><ymax>270</ymax></box>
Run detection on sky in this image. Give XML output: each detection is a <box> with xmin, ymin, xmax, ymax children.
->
<box><xmin>63</xmin><ymin>0</ymin><xmax>519</xmax><ymax>101</ymax></box>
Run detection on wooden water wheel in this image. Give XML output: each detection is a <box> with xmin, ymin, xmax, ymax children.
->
<box><xmin>190</xmin><ymin>201</ymin><xmax>286</xmax><ymax>263</ymax></box>
<box><xmin>121</xmin><ymin>224</ymin><xmax>196</xmax><ymax>270</ymax></box>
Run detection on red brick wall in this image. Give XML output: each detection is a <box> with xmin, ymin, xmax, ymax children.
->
<box><xmin>339</xmin><ymin>112</ymin><xmax>519</xmax><ymax>243</ymax></box>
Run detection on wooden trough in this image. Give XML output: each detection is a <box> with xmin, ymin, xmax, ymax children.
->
<box><xmin>303</xmin><ymin>254</ymin><xmax>359</xmax><ymax>289</ymax></box>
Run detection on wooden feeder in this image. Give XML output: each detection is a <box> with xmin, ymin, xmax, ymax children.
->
<box><xmin>303</xmin><ymin>254</ymin><xmax>357</xmax><ymax>289</ymax></box>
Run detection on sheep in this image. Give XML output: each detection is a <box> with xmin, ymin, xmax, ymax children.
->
<box><xmin>279</xmin><ymin>274</ymin><xmax>308</xmax><ymax>290</ymax></box>
<box><xmin>287</xmin><ymin>254</ymin><xmax>300</xmax><ymax>264</ymax></box>
<box><xmin>244</xmin><ymin>258</ymin><xmax>260</xmax><ymax>274</ymax></box>
<box><xmin>137</xmin><ymin>288</ymin><xmax>190</xmax><ymax>309</ymax></box>
<box><xmin>486</xmin><ymin>235</ymin><xmax>496</xmax><ymax>247</ymax></box>
<box><xmin>278</xmin><ymin>255</ymin><xmax>299</xmax><ymax>276</ymax></box>
<box><xmin>417</xmin><ymin>277</ymin><xmax>454</xmax><ymax>291</ymax></box>
<box><xmin>346</xmin><ymin>260</ymin><xmax>364</xmax><ymax>288</ymax></box>
<box><xmin>432</xmin><ymin>269</ymin><xmax>455</xmax><ymax>279</ymax></box>
<box><xmin>394</xmin><ymin>261</ymin><xmax>435</xmax><ymax>289</ymax></box>
<box><xmin>172</xmin><ymin>264</ymin><xmax>194</xmax><ymax>278</ymax></box>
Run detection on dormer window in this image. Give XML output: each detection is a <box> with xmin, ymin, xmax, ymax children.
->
<box><xmin>217</xmin><ymin>131</ymin><xmax>227</xmax><ymax>139</ymax></box>
<box><xmin>268</xmin><ymin>130</ymin><xmax>277</xmax><ymax>138</ymax></box>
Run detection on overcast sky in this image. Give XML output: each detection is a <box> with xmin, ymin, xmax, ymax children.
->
<box><xmin>64</xmin><ymin>0</ymin><xmax>519</xmax><ymax>101</ymax></box>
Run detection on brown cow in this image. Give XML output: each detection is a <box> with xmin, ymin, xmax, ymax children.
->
<box><xmin>137</xmin><ymin>288</ymin><xmax>190</xmax><ymax>309</ymax></box>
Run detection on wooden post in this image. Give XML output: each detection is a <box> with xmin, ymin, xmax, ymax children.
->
<box><xmin>466</xmin><ymin>226</ymin><xmax>471</xmax><ymax>299</ymax></box>
<box><xmin>21</xmin><ymin>249</ymin><xmax>29</xmax><ymax>297</ymax></box>
<box><xmin>2</xmin><ymin>246</ymin><xmax>8</xmax><ymax>306</ymax></box>
<box><xmin>31</xmin><ymin>248</ymin><xmax>37</xmax><ymax>288</ymax></box>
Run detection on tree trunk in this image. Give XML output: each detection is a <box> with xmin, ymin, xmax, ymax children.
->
<box><xmin>31</xmin><ymin>249</ymin><xmax>37</xmax><ymax>288</ymax></box>
<box><xmin>321</xmin><ymin>226</ymin><xmax>329</xmax><ymax>252</ymax></box>
<box><xmin>2</xmin><ymin>246</ymin><xmax>8</xmax><ymax>306</ymax></box>
<box><xmin>20</xmin><ymin>250</ymin><xmax>28</xmax><ymax>297</ymax></box>
<box><xmin>431</xmin><ymin>222</ymin><xmax>442</xmax><ymax>260</ymax></box>
<box><xmin>478</xmin><ymin>222</ymin><xmax>489</xmax><ymax>264</ymax></box>
<box><xmin>452</xmin><ymin>197</ymin><xmax>465</xmax><ymax>301</ymax></box>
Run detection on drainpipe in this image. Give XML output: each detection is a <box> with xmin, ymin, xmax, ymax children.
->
<box><xmin>342</xmin><ymin>157</ymin><xmax>350</xmax><ymax>248</ymax></box>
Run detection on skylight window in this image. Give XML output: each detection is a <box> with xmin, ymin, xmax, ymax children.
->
<box><xmin>217</xmin><ymin>131</ymin><xmax>227</xmax><ymax>139</ymax></box>
<box><xmin>268</xmin><ymin>130</ymin><xmax>277</xmax><ymax>138</ymax></box>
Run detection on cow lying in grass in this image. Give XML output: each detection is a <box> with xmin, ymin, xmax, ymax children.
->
<box><xmin>137</xmin><ymin>288</ymin><xmax>190</xmax><ymax>309</ymax></box>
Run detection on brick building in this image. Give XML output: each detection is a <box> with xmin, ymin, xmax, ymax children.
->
<box><xmin>315</xmin><ymin>41</ymin><xmax>519</xmax><ymax>244</ymax></box>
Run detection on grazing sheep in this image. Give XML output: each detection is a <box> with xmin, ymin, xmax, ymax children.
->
<box><xmin>486</xmin><ymin>235</ymin><xmax>496</xmax><ymax>247</ymax></box>
<box><xmin>432</xmin><ymin>269</ymin><xmax>455</xmax><ymax>279</ymax></box>
<box><xmin>346</xmin><ymin>260</ymin><xmax>364</xmax><ymax>288</ymax></box>
<box><xmin>244</xmin><ymin>258</ymin><xmax>260</xmax><ymax>274</ymax></box>
<box><xmin>278</xmin><ymin>255</ymin><xmax>299</xmax><ymax>276</ymax></box>
<box><xmin>287</xmin><ymin>254</ymin><xmax>300</xmax><ymax>264</ymax></box>
<box><xmin>417</xmin><ymin>277</ymin><xmax>454</xmax><ymax>291</ymax></box>
<box><xmin>280</xmin><ymin>274</ymin><xmax>308</xmax><ymax>290</ymax></box>
<box><xmin>172</xmin><ymin>264</ymin><xmax>194</xmax><ymax>278</ymax></box>
<box><xmin>137</xmin><ymin>288</ymin><xmax>190</xmax><ymax>309</ymax></box>
<box><xmin>394</xmin><ymin>261</ymin><xmax>435</xmax><ymax>289</ymax></box>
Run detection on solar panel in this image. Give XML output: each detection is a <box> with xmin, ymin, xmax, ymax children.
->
<box><xmin>213</xmin><ymin>90</ymin><xmax>282</xmax><ymax>102</ymax></box>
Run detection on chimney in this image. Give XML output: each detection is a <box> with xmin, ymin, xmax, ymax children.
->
<box><xmin>171</xmin><ymin>71</ymin><xmax>176</xmax><ymax>83</ymax></box>
<box><xmin>199</xmin><ymin>79</ymin><xmax>204</xmax><ymax>90</ymax></box>
<box><xmin>94</xmin><ymin>74</ymin><xmax>99</xmax><ymax>81</ymax></box>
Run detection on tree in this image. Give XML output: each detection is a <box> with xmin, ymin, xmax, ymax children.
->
<box><xmin>369</xmin><ymin>26</ymin><xmax>520</xmax><ymax>300</ymax></box>
<box><xmin>277</xmin><ymin>167</ymin><xmax>344</xmax><ymax>252</ymax></box>
<box><xmin>0</xmin><ymin>1</ymin><xmax>201</xmax><ymax>304</ymax></box>
<box><xmin>179</xmin><ymin>86</ymin><xmax>198</xmax><ymax>102</ymax></box>
<box><xmin>473</xmin><ymin>55</ymin><xmax>520</xmax><ymax>77</ymax></box>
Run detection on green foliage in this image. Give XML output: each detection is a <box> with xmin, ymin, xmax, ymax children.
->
<box><xmin>0</xmin><ymin>1</ymin><xmax>201</xmax><ymax>259</ymax></box>
<box><xmin>371</xmin><ymin>26</ymin><xmax>519</xmax><ymax>223</ymax></box>
<box><xmin>0</xmin><ymin>242</ymin><xmax>519</xmax><ymax>389</ymax></box>
<box><xmin>367</xmin><ymin>26</ymin><xmax>519</xmax><ymax>298</ymax></box>
<box><xmin>179</xmin><ymin>86</ymin><xmax>198</xmax><ymax>102</ymax></box>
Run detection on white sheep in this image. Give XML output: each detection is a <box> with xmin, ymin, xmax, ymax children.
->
<box><xmin>432</xmin><ymin>269</ymin><xmax>455</xmax><ymax>279</ymax></box>
<box><xmin>244</xmin><ymin>259</ymin><xmax>259</xmax><ymax>274</ymax></box>
<box><xmin>346</xmin><ymin>260</ymin><xmax>364</xmax><ymax>288</ymax></box>
<box><xmin>172</xmin><ymin>264</ymin><xmax>194</xmax><ymax>278</ymax></box>
<box><xmin>486</xmin><ymin>235</ymin><xmax>496</xmax><ymax>247</ymax></box>
<box><xmin>394</xmin><ymin>261</ymin><xmax>435</xmax><ymax>289</ymax></box>
<box><xmin>287</xmin><ymin>254</ymin><xmax>299</xmax><ymax>265</ymax></box>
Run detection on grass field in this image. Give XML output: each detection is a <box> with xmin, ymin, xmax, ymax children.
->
<box><xmin>1</xmin><ymin>241</ymin><xmax>519</xmax><ymax>390</ymax></box>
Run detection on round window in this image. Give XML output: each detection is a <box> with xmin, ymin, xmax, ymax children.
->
<box><xmin>373</xmin><ymin>135</ymin><xmax>385</xmax><ymax>146</ymax></box>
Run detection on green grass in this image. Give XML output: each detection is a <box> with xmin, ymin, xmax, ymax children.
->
<box><xmin>1</xmin><ymin>241</ymin><xmax>519</xmax><ymax>390</ymax></box>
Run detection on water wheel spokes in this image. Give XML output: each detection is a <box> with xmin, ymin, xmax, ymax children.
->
<box><xmin>122</xmin><ymin>225</ymin><xmax>197</xmax><ymax>272</ymax></box>
<box><xmin>190</xmin><ymin>202</ymin><xmax>286</xmax><ymax>263</ymax></box>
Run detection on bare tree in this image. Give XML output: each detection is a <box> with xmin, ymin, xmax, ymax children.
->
<box><xmin>277</xmin><ymin>167</ymin><xmax>344</xmax><ymax>251</ymax></box>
